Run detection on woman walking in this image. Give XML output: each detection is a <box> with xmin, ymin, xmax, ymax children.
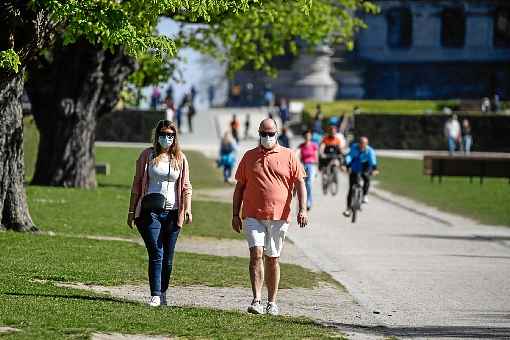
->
<box><xmin>127</xmin><ymin>120</ymin><xmax>192</xmax><ymax>307</ymax></box>
<box><xmin>298</xmin><ymin>130</ymin><xmax>318</xmax><ymax>211</ymax></box>
<box><xmin>217</xmin><ymin>132</ymin><xmax>237</xmax><ymax>183</ymax></box>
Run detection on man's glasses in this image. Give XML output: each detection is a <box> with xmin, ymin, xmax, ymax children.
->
<box><xmin>259</xmin><ymin>131</ymin><xmax>277</xmax><ymax>137</ymax></box>
<box><xmin>159</xmin><ymin>132</ymin><xmax>176</xmax><ymax>138</ymax></box>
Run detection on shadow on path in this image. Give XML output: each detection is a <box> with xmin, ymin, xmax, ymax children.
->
<box><xmin>3</xmin><ymin>292</ymin><xmax>137</xmax><ymax>305</ymax></box>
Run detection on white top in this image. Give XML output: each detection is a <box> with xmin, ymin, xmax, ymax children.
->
<box><xmin>444</xmin><ymin>119</ymin><xmax>461</xmax><ymax>139</ymax></box>
<box><xmin>147</xmin><ymin>155</ymin><xmax>181</xmax><ymax>210</ymax></box>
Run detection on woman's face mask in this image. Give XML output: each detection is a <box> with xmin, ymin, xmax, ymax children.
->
<box><xmin>158</xmin><ymin>134</ymin><xmax>174</xmax><ymax>149</ymax></box>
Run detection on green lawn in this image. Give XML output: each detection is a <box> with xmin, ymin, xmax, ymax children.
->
<box><xmin>304</xmin><ymin>99</ymin><xmax>460</xmax><ymax>117</ymax></box>
<box><xmin>377</xmin><ymin>157</ymin><xmax>510</xmax><ymax>226</ymax></box>
<box><xmin>0</xmin><ymin>234</ymin><xmax>341</xmax><ymax>339</ymax></box>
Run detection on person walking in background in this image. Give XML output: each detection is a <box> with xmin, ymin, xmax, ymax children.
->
<box><xmin>462</xmin><ymin>119</ymin><xmax>473</xmax><ymax>154</ymax></box>
<box><xmin>244</xmin><ymin>114</ymin><xmax>251</xmax><ymax>140</ymax></box>
<box><xmin>263</xmin><ymin>85</ymin><xmax>274</xmax><ymax>107</ymax></box>
<box><xmin>150</xmin><ymin>87</ymin><xmax>161</xmax><ymax>110</ymax></box>
<box><xmin>279</xmin><ymin>98</ymin><xmax>290</xmax><ymax>126</ymax></box>
<box><xmin>298</xmin><ymin>130</ymin><xmax>318</xmax><ymax>211</ymax></box>
<box><xmin>164</xmin><ymin>97</ymin><xmax>175</xmax><ymax>122</ymax></box>
<box><xmin>165</xmin><ymin>85</ymin><xmax>174</xmax><ymax>102</ymax></box>
<box><xmin>278</xmin><ymin>127</ymin><xmax>290</xmax><ymax>148</ymax></box>
<box><xmin>232</xmin><ymin>118</ymin><xmax>308</xmax><ymax>316</ymax></box>
<box><xmin>230</xmin><ymin>114</ymin><xmax>241</xmax><ymax>143</ymax></box>
<box><xmin>444</xmin><ymin>114</ymin><xmax>461</xmax><ymax>155</ymax></box>
<box><xmin>208</xmin><ymin>84</ymin><xmax>215</xmax><ymax>107</ymax></box>
<box><xmin>190</xmin><ymin>85</ymin><xmax>197</xmax><ymax>104</ymax></box>
<box><xmin>187</xmin><ymin>103</ymin><xmax>196</xmax><ymax>133</ymax></box>
<box><xmin>217</xmin><ymin>132</ymin><xmax>238</xmax><ymax>183</ymax></box>
<box><xmin>127</xmin><ymin>120</ymin><xmax>192</xmax><ymax>307</ymax></box>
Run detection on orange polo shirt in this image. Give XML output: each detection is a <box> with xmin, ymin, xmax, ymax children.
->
<box><xmin>235</xmin><ymin>145</ymin><xmax>305</xmax><ymax>222</ymax></box>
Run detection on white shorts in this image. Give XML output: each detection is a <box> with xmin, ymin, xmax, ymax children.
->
<box><xmin>243</xmin><ymin>218</ymin><xmax>289</xmax><ymax>257</ymax></box>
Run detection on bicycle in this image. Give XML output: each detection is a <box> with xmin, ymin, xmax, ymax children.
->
<box><xmin>321</xmin><ymin>154</ymin><xmax>341</xmax><ymax>196</ymax></box>
<box><xmin>349</xmin><ymin>172</ymin><xmax>363</xmax><ymax>223</ymax></box>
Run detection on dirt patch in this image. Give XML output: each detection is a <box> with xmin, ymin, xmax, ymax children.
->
<box><xmin>0</xmin><ymin>327</ymin><xmax>20</xmax><ymax>334</ymax></box>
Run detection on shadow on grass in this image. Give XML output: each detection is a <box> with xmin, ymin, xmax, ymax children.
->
<box><xmin>3</xmin><ymin>292</ymin><xmax>138</xmax><ymax>305</ymax></box>
<box><xmin>323</xmin><ymin>322</ymin><xmax>510</xmax><ymax>339</ymax></box>
<box><xmin>97</xmin><ymin>183</ymin><xmax>131</xmax><ymax>189</ymax></box>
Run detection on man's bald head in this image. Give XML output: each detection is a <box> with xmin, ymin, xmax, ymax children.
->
<box><xmin>259</xmin><ymin>118</ymin><xmax>278</xmax><ymax>133</ymax></box>
<box><xmin>360</xmin><ymin>136</ymin><xmax>369</xmax><ymax>150</ymax></box>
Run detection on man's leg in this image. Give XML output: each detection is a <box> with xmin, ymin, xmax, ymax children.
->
<box><xmin>249</xmin><ymin>246</ymin><xmax>264</xmax><ymax>301</ymax></box>
<box><xmin>265</xmin><ymin>255</ymin><xmax>280</xmax><ymax>303</ymax></box>
<box><xmin>362</xmin><ymin>172</ymin><xmax>370</xmax><ymax>197</ymax></box>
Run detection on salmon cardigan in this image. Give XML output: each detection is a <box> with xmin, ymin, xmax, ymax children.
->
<box><xmin>131</xmin><ymin>148</ymin><xmax>192</xmax><ymax>227</ymax></box>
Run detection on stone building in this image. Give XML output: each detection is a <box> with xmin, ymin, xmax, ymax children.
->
<box><xmin>232</xmin><ymin>0</ymin><xmax>510</xmax><ymax>102</ymax></box>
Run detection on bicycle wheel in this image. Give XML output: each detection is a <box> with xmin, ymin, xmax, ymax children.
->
<box><xmin>330</xmin><ymin>167</ymin><xmax>339</xmax><ymax>196</ymax></box>
<box><xmin>321</xmin><ymin>172</ymin><xmax>328</xmax><ymax>195</ymax></box>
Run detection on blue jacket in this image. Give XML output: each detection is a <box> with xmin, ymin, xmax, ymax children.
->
<box><xmin>345</xmin><ymin>143</ymin><xmax>377</xmax><ymax>173</ymax></box>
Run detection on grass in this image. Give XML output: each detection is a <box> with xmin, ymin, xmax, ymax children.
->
<box><xmin>0</xmin><ymin>232</ymin><xmax>332</xmax><ymax>289</ymax></box>
<box><xmin>0</xmin><ymin>248</ymin><xmax>341</xmax><ymax>339</ymax></box>
<box><xmin>303</xmin><ymin>99</ymin><xmax>461</xmax><ymax>117</ymax></box>
<box><xmin>377</xmin><ymin>157</ymin><xmax>510</xmax><ymax>226</ymax></box>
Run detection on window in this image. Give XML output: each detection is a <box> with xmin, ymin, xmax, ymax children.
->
<box><xmin>387</xmin><ymin>7</ymin><xmax>413</xmax><ymax>48</ymax></box>
<box><xmin>441</xmin><ymin>8</ymin><xmax>466</xmax><ymax>48</ymax></box>
<box><xmin>494</xmin><ymin>8</ymin><xmax>510</xmax><ymax>48</ymax></box>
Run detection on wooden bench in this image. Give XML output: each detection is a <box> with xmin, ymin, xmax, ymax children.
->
<box><xmin>423</xmin><ymin>152</ymin><xmax>510</xmax><ymax>183</ymax></box>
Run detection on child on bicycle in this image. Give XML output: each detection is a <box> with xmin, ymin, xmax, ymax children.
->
<box><xmin>342</xmin><ymin>136</ymin><xmax>379</xmax><ymax>218</ymax></box>
<box><xmin>319</xmin><ymin>126</ymin><xmax>346</xmax><ymax>172</ymax></box>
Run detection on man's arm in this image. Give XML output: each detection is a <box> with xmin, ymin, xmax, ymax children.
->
<box><xmin>232</xmin><ymin>181</ymin><xmax>245</xmax><ymax>233</ymax></box>
<box><xmin>295</xmin><ymin>178</ymin><xmax>308</xmax><ymax>228</ymax></box>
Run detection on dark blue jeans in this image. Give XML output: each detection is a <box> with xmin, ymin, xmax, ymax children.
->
<box><xmin>137</xmin><ymin>210</ymin><xmax>180</xmax><ymax>296</ymax></box>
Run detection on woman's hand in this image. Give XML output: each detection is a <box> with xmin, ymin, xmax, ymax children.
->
<box><xmin>127</xmin><ymin>212</ymin><xmax>135</xmax><ymax>229</ymax></box>
<box><xmin>232</xmin><ymin>216</ymin><xmax>242</xmax><ymax>233</ymax></box>
<box><xmin>185</xmin><ymin>210</ymin><xmax>193</xmax><ymax>224</ymax></box>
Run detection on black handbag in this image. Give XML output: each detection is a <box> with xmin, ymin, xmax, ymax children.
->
<box><xmin>140</xmin><ymin>193</ymin><xmax>166</xmax><ymax>212</ymax></box>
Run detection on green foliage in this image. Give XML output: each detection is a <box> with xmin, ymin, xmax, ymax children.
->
<box><xmin>186</xmin><ymin>0</ymin><xmax>379</xmax><ymax>75</ymax></box>
<box><xmin>377</xmin><ymin>157</ymin><xmax>510</xmax><ymax>226</ymax></box>
<box><xmin>0</xmin><ymin>49</ymin><xmax>21</xmax><ymax>73</ymax></box>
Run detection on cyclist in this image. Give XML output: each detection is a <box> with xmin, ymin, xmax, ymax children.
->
<box><xmin>342</xmin><ymin>136</ymin><xmax>379</xmax><ymax>218</ymax></box>
<box><xmin>319</xmin><ymin>126</ymin><xmax>345</xmax><ymax>172</ymax></box>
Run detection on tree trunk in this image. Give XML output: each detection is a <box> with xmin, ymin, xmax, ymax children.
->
<box><xmin>26</xmin><ymin>40</ymin><xmax>136</xmax><ymax>188</ymax></box>
<box><xmin>0</xmin><ymin>70</ymin><xmax>37</xmax><ymax>231</ymax></box>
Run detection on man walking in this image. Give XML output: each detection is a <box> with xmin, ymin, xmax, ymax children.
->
<box><xmin>232</xmin><ymin>118</ymin><xmax>308</xmax><ymax>316</ymax></box>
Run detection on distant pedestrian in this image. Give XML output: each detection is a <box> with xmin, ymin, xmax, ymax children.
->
<box><xmin>311</xmin><ymin>105</ymin><xmax>323</xmax><ymax>135</ymax></box>
<box><xmin>232</xmin><ymin>118</ymin><xmax>308</xmax><ymax>316</ymax></box>
<box><xmin>165</xmin><ymin>85</ymin><xmax>174</xmax><ymax>102</ymax></box>
<box><xmin>481</xmin><ymin>97</ymin><xmax>491</xmax><ymax>113</ymax></box>
<box><xmin>278</xmin><ymin>127</ymin><xmax>290</xmax><ymax>148</ymax></box>
<box><xmin>127</xmin><ymin>119</ymin><xmax>192</xmax><ymax>307</ymax></box>
<box><xmin>444</xmin><ymin>114</ymin><xmax>461</xmax><ymax>155</ymax></box>
<box><xmin>263</xmin><ymin>86</ymin><xmax>274</xmax><ymax>107</ymax></box>
<box><xmin>208</xmin><ymin>85</ymin><xmax>215</xmax><ymax>107</ymax></box>
<box><xmin>217</xmin><ymin>132</ymin><xmax>237</xmax><ymax>183</ymax></box>
<box><xmin>190</xmin><ymin>86</ymin><xmax>197</xmax><ymax>104</ymax></box>
<box><xmin>187</xmin><ymin>104</ymin><xmax>196</xmax><ymax>133</ymax></box>
<box><xmin>150</xmin><ymin>87</ymin><xmax>161</xmax><ymax>110</ymax></box>
<box><xmin>298</xmin><ymin>130</ymin><xmax>318</xmax><ymax>211</ymax></box>
<box><xmin>492</xmin><ymin>93</ymin><xmax>501</xmax><ymax>112</ymax></box>
<box><xmin>165</xmin><ymin>97</ymin><xmax>175</xmax><ymax>122</ymax></box>
<box><xmin>279</xmin><ymin>98</ymin><xmax>290</xmax><ymax>126</ymax></box>
<box><xmin>230</xmin><ymin>114</ymin><xmax>241</xmax><ymax>143</ymax></box>
<box><xmin>462</xmin><ymin>119</ymin><xmax>473</xmax><ymax>154</ymax></box>
<box><xmin>244</xmin><ymin>114</ymin><xmax>251</xmax><ymax>140</ymax></box>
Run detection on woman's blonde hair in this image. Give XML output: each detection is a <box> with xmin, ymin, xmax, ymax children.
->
<box><xmin>152</xmin><ymin>120</ymin><xmax>182</xmax><ymax>169</ymax></box>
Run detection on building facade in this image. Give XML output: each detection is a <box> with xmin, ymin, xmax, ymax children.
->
<box><xmin>339</xmin><ymin>0</ymin><xmax>510</xmax><ymax>99</ymax></box>
<box><xmin>232</xmin><ymin>0</ymin><xmax>510</xmax><ymax>102</ymax></box>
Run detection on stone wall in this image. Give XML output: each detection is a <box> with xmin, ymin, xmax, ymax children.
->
<box><xmin>354</xmin><ymin>114</ymin><xmax>510</xmax><ymax>152</ymax></box>
<box><xmin>96</xmin><ymin>109</ymin><xmax>164</xmax><ymax>142</ymax></box>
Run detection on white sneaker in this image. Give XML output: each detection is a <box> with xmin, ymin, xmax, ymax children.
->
<box><xmin>148</xmin><ymin>296</ymin><xmax>161</xmax><ymax>307</ymax></box>
<box><xmin>160</xmin><ymin>293</ymin><xmax>167</xmax><ymax>306</ymax></box>
<box><xmin>362</xmin><ymin>196</ymin><xmax>368</xmax><ymax>204</ymax></box>
<box><xmin>247</xmin><ymin>300</ymin><xmax>264</xmax><ymax>314</ymax></box>
<box><xmin>266</xmin><ymin>302</ymin><xmax>279</xmax><ymax>316</ymax></box>
<box><xmin>342</xmin><ymin>210</ymin><xmax>351</xmax><ymax>217</ymax></box>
